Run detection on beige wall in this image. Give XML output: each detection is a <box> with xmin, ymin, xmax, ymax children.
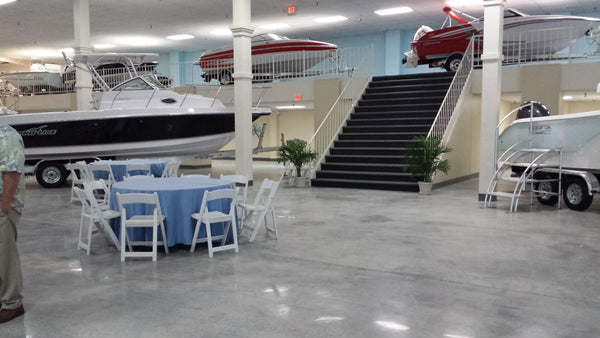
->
<box><xmin>2</xmin><ymin>92</ymin><xmax>73</xmax><ymax>113</ymax></box>
<box><xmin>520</xmin><ymin>64</ymin><xmax>562</xmax><ymax>115</ymax></box>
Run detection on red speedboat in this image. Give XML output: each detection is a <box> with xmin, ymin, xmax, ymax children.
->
<box><xmin>197</xmin><ymin>33</ymin><xmax>338</xmax><ymax>84</ymax></box>
<box><xmin>403</xmin><ymin>7</ymin><xmax>600</xmax><ymax>72</ymax></box>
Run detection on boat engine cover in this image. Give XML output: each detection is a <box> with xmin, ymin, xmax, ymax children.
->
<box><xmin>517</xmin><ymin>101</ymin><xmax>550</xmax><ymax>119</ymax></box>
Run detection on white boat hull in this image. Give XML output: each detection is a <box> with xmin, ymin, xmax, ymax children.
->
<box><xmin>498</xmin><ymin>110</ymin><xmax>600</xmax><ymax>171</ymax></box>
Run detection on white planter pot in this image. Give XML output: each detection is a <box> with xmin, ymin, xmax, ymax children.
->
<box><xmin>418</xmin><ymin>181</ymin><xmax>433</xmax><ymax>195</ymax></box>
<box><xmin>294</xmin><ymin>176</ymin><xmax>308</xmax><ymax>188</ymax></box>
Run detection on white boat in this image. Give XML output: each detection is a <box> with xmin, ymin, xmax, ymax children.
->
<box><xmin>498</xmin><ymin>110</ymin><xmax>600</xmax><ymax>171</ymax></box>
<box><xmin>0</xmin><ymin>53</ymin><xmax>270</xmax><ymax>187</ymax></box>
<box><xmin>403</xmin><ymin>7</ymin><xmax>600</xmax><ymax>71</ymax></box>
<box><xmin>197</xmin><ymin>33</ymin><xmax>338</xmax><ymax>84</ymax></box>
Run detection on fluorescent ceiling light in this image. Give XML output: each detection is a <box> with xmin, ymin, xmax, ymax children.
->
<box><xmin>94</xmin><ymin>44</ymin><xmax>116</xmax><ymax>49</ymax></box>
<box><xmin>211</xmin><ymin>28</ymin><xmax>232</xmax><ymax>36</ymax></box>
<box><xmin>562</xmin><ymin>95</ymin><xmax>573</xmax><ymax>100</ymax></box>
<box><xmin>0</xmin><ymin>0</ymin><xmax>16</xmax><ymax>6</ymax></box>
<box><xmin>259</xmin><ymin>23</ymin><xmax>290</xmax><ymax>30</ymax></box>
<box><xmin>446</xmin><ymin>0</ymin><xmax>482</xmax><ymax>6</ymax></box>
<box><xmin>313</xmin><ymin>16</ymin><xmax>348</xmax><ymax>24</ymax></box>
<box><xmin>276</xmin><ymin>105</ymin><xmax>306</xmax><ymax>109</ymax></box>
<box><xmin>375</xmin><ymin>7</ymin><xmax>413</xmax><ymax>16</ymax></box>
<box><xmin>166</xmin><ymin>34</ymin><xmax>195</xmax><ymax>40</ymax></box>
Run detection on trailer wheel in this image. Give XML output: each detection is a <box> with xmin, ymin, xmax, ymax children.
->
<box><xmin>219</xmin><ymin>70</ymin><xmax>233</xmax><ymax>85</ymax></box>
<box><xmin>444</xmin><ymin>54</ymin><xmax>463</xmax><ymax>72</ymax></box>
<box><xmin>563</xmin><ymin>177</ymin><xmax>593</xmax><ymax>211</ymax></box>
<box><xmin>36</xmin><ymin>161</ymin><xmax>68</xmax><ymax>188</ymax></box>
<box><xmin>535</xmin><ymin>174</ymin><xmax>559</xmax><ymax>205</ymax></box>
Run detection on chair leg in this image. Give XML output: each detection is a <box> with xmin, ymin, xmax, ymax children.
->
<box><xmin>205</xmin><ymin>221</ymin><xmax>213</xmax><ymax>258</ymax></box>
<box><xmin>121</xmin><ymin>222</ymin><xmax>126</xmax><ymax>262</ymax></box>
<box><xmin>77</xmin><ymin>214</ymin><xmax>85</xmax><ymax>251</ymax></box>
<box><xmin>159</xmin><ymin>222</ymin><xmax>169</xmax><ymax>254</ymax></box>
<box><xmin>190</xmin><ymin>219</ymin><xmax>201</xmax><ymax>253</ymax></box>
<box><xmin>152</xmin><ymin>225</ymin><xmax>158</xmax><ymax>262</ymax></box>
<box><xmin>231</xmin><ymin>217</ymin><xmax>239</xmax><ymax>253</ymax></box>
<box><xmin>86</xmin><ymin>220</ymin><xmax>94</xmax><ymax>255</ymax></box>
<box><xmin>248</xmin><ymin>209</ymin><xmax>268</xmax><ymax>243</ymax></box>
<box><xmin>267</xmin><ymin>207</ymin><xmax>278</xmax><ymax>240</ymax></box>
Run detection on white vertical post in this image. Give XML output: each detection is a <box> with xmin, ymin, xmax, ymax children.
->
<box><xmin>478</xmin><ymin>0</ymin><xmax>505</xmax><ymax>204</ymax></box>
<box><xmin>231</xmin><ymin>0</ymin><xmax>255</xmax><ymax>183</ymax></box>
<box><xmin>73</xmin><ymin>0</ymin><xmax>93</xmax><ymax>110</ymax></box>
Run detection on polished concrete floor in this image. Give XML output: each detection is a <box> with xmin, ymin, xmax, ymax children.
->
<box><xmin>3</xmin><ymin>160</ymin><xmax>600</xmax><ymax>337</ymax></box>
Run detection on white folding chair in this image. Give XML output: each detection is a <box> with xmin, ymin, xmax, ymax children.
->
<box><xmin>89</xmin><ymin>163</ymin><xmax>116</xmax><ymax>188</ymax></box>
<box><xmin>219</xmin><ymin>174</ymin><xmax>249</xmax><ymax>207</ymax></box>
<box><xmin>190</xmin><ymin>188</ymin><xmax>239</xmax><ymax>257</ymax></box>
<box><xmin>161</xmin><ymin>161</ymin><xmax>181</xmax><ymax>178</ymax></box>
<box><xmin>238</xmin><ymin>179</ymin><xmax>280</xmax><ymax>242</ymax></box>
<box><xmin>181</xmin><ymin>173</ymin><xmax>211</xmax><ymax>179</ymax></box>
<box><xmin>125</xmin><ymin>163</ymin><xmax>152</xmax><ymax>178</ymax></box>
<box><xmin>76</xmin><ymin>185</ymin><xmax>121</xmax><ymax>255</ymax></box>
<box><xmin>85</xmin><ymin>179</ymin><xmax>111</xmax><ymax>210</ymax></box>
<box><xmin>66</xmin><ymin>161</ymin><xmax>92</xmax><ymax>203</ymax></box>
<box><xmin>116</xmin><ymin>192</ymin><xmax>169</xmax><ymax>262</ymax></box>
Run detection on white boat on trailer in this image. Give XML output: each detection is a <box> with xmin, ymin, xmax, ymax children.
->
<box><xmin>0</xmin><ymin>53</ymin><xmax>270</xmax><ymax>188</ymax></box>
<box><xmin>497</xmin><ymin>98</ymin><xmax>600</xmax><ymax>211</ymax></box>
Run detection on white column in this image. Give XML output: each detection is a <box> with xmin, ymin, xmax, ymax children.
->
<box><xmin>478</xmin><ymin>0</ymin><xmax>505</xmax><ymax>203</ymax></box>
<box><xmin>231</xmin><ymin>0</ymin><xmax>255</xmax><ymax>182</ymax></box>
<box><xmin>73</xmin><ymin>0</ymin><xmax>93</xmax><ymax>110</ymax></box>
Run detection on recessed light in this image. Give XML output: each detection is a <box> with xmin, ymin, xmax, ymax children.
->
<box><xmin>166</xmin><ymin>34</ymin><xmax>195</xmax><ymax>40</ymax></box>
<box><xmin>259</xmin><ymin>23</ymin><xmax>290</xmax><ymax>30</ymax></box>
<box><xmin>446</xmin><ymin>0</ymin><xmax>482</xmax><ymax>6</ymax></box>
<box><xmin>93</xmin><ymin>44</ymin><xmax>116</xmax><ymax>49</ymax></box>
<box><xmin>313</xmin><ymin>16</ymin><xmax>348</xmax><ymax>24</ymax></box>
<box><xmin>562</xmin><ymin>95</ymin><xmax>574</xmax><ymax>100</ymax></box>
<box><xmin>210</xmin><ymin>28</ymin><xmax>232</xmax><ymax>36</ymax></box>
<box><xmin>0</xmin><ymin>0</ymin><xmax>16</xmax><ymax>6</ymax></box>
<box><xmin>375</xmin><ymin>7</ymin><xmax>413</xmax><ymax>16</ymax></box>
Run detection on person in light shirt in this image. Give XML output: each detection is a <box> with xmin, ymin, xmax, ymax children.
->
<box><xmin>0</xmin><ymin>124</ymin><xmax>25</xmax><ymax>324</ymax></box>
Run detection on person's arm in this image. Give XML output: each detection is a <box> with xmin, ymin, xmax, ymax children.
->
<box><xmin>1</xmin><ymin>171</ymin><xmax>20</xmax><ymax>215</ymax></box>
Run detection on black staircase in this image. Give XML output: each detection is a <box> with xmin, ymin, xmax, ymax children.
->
<box><xmin>311</xmin><ymin>72</ymin><xmax>455</xmax><ymax>192</ymax></box>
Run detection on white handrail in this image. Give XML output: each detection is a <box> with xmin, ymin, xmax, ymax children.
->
<box><xmin>428</xmin><ymin>38</ymin><xmax>475</xmax><ymax>139</ymax></box>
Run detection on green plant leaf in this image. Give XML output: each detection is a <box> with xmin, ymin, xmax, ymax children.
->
<box><xmin>403</xmin><ymin>136</ymin><xmax>451</xmax><ymax>182</ymax></box>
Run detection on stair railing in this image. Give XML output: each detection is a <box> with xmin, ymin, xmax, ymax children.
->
<box><xmin>307</xmin><ymin>45</ymin><xmax>374</xmax><ymax>174</ymax></box>
<box><xmin>427</xmin><ymin>38</ymin><xmax>476</xmax><ymax>139</ymax></box>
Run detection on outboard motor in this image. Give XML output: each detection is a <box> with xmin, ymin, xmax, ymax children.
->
<box><xmin>516</xmin><ymin>101</ymin><xmax>550</xmax><ymax>119</ymax></box>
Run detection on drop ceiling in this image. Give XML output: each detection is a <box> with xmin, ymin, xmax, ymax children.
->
<box><xmin>0</xmin><ymin>0</ymin><xmax>598</xmax><ymax>63</ymax></box>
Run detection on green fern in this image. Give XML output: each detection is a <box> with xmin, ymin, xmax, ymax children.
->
<box><xmin>404</xmin><ymin>136</ymin><xmax>451</xmax><ymax>182</ymax></box>
<box><xmin>277</xmin><ymin>139</ymin><xmax>318</xmax><ymax>177</ymax></box>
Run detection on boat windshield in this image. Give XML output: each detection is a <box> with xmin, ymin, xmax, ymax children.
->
<box><xmin>111</xmin><ymin>75</ymin><xmax>165</xmax><ymax>91</ymax></box>
<box><xmin>251</xmin><ymin>33</ymin><xmax>290</xmax><ymax>42</ymax></box>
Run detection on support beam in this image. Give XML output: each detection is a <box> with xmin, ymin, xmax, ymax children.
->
<box><xmin>73</xmin><ymin>0</ymin><xmax>93</xmax><ymax>110</ymax></box>
<box><xmin>478</xmin><ymin>0</ymin><xmax>505</xmax><ymax>203</ymax></box>
<box><xmin>231</xmin><ymin>0</ymin><xmax>255</xmax><ymax>182</ymax></box>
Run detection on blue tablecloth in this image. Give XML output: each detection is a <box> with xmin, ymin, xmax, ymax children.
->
<box><xmin>110</xmin><ymin>177</ymin><xmax>234</xmax><ymax>247</ymax></box>
<box><xmin>91</xmin><ymin>159</ymin><xmax>166</xmax><ymax>182</ymax></box>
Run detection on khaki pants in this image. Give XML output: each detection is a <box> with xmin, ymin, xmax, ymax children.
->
<box><xmin>0</xmin><ymin>209</ymin><xmax>23</xmax><ymax>310</ymax></box>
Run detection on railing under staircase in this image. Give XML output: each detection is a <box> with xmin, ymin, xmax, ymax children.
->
<box><xmin>428</xmin><ymin>38</ymin><xmax>476</xmax><ymax>139</ymax></box>
<box><xmin>308</xmin><ymin>46</ymin><xmax>373</xmax><ymax>175</ymax></box>
<box><xmin>484</xmin><ymin>102</ymin><xmax>562</xmax><ymax>212</ymax></box>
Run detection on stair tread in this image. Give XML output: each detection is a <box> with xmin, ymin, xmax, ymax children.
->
<box><xmin>312</xmin><ymin>178</ymin><xmax>418</xmax><ymax>186</ymax></box>
<box><xmin>318</xmin><ymin>169</ymin><xmax>411</xmax><ymax>175</ymax></box>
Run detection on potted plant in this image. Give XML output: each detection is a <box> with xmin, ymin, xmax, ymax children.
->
<box><xmin>405</xmin><ymin>135</ymin><xmax>451</xmax><ymax>195</ymax></box>
<box><xmin>277</xmin><ymin>138</ymin><xmax>318</xmax><ymax>187</ymax></box>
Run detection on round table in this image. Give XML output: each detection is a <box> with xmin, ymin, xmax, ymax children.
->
<box><xmin>110</xmin><ymin>177</ymin><xmax>234</xmax><ymax>247</ymax></box>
